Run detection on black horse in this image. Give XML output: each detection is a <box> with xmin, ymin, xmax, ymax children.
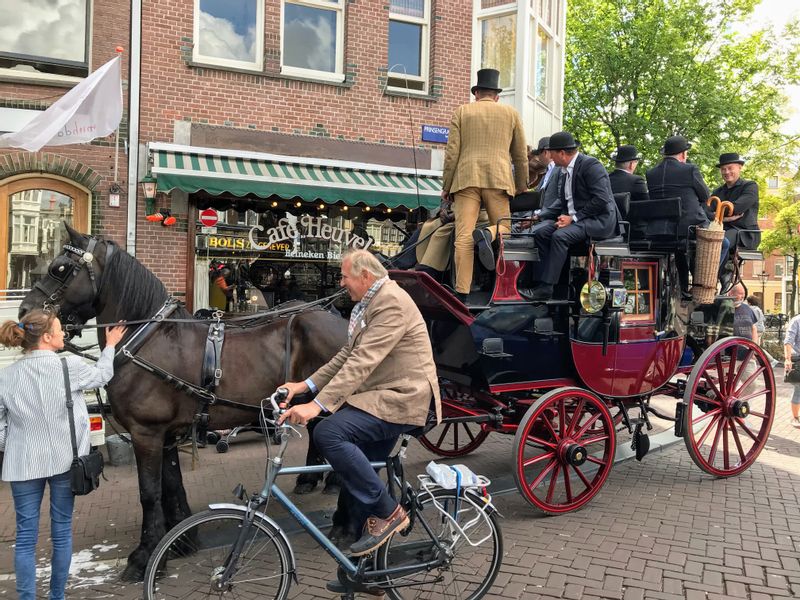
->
<box><xmin>20</xmin><ymin>225</ymin><xmax>349</xmax><ymax>580</ymax></box>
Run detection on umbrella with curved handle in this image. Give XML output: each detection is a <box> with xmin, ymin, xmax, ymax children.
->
<box><xmin>706</xmin><ymin>196</ymin><xmax>735</xmax><ymax>230</ymax></box>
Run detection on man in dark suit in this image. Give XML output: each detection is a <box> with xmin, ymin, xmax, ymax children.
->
<box><xmin>646</xmin><ymin>135</ymin><xmax>729</xmax><ymax>294</ymax></box>
<box><xmin>529</xmin><ymin>131</ymin><xmax>618</xmax><ymax>300</ymax></box>
<box><xmin>609</xmin><ymin>144</ymin><xmax>649</xmax><ymax>201</ymax></box>
<box><xmin>712</xmin><ymin>152</ymin><xmax>760</xmax><ymax>252</ymax></box>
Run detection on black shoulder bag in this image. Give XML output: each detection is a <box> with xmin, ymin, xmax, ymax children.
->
<box><xmin>61</xmin><ymin>358</ymin><xmax>104</xmax><ymax>495</ymax></box>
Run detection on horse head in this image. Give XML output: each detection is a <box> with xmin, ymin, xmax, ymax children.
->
<box><xmin>19</xmin><ymin>223</ymin><xmax>114</xmax><ymax>336</ymax></box>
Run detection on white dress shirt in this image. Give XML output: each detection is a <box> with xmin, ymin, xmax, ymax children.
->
<box><xmin>562</xmin><ymin>153</ymin><xmax>579</xmax><ymax>221</ymax></box>
<box><xmin>0</xmin><ymin>347</ymin><xmax>115</xmax><ymax>482</ymax></box>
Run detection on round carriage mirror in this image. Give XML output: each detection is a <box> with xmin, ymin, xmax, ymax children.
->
<box><xmin>580</xmin><ymin>281</ymin><xmax>607</xmax><ymax>314</ymax></box>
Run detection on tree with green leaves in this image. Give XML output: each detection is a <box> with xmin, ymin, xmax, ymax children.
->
<box><xmin>563</xmin><ymin>0</ymin><xmax>800</xmax><ymax>181</ymax></box>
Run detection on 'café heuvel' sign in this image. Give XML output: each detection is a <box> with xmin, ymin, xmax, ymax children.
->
<box><xmin>247</xmin><ymin>214</ymin><xmax>372</xmax><ymax>259</ymax></box>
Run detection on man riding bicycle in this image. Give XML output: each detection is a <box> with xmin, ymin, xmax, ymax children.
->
<box><xmin>278</xmin><ymin>249</ymin><xmax>441</xmax><ymax>560</ymax></box>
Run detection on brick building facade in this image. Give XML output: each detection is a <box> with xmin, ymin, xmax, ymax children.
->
<box><xmin>1</xmin><ymin>0</ymin><xmax>566</xmax><ymax>311</ymax></box>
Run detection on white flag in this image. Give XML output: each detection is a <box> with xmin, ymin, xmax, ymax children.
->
<box><xmin>0</xmin><ymin>56</ymin><xmax>122</xmax><ymax>152</ymax></box>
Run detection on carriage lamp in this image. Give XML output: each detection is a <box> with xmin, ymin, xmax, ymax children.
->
<box><xmin>580</xmin><ymin>280</ymin><xmax>608</xmax><ymax>313</ymax></box>
<box><xmin>141</xmin><ymin>174</ymin><xmax>158</xmax><ymax>216</ymax></box>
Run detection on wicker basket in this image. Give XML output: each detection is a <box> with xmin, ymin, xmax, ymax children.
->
<box><xmin>692</xmin><ymin>227</ymin><xmax>725</xmax><ymax>304</ymax></box>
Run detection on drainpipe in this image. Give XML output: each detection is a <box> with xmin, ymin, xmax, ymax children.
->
<box><xmin>126</xmin><ymin>0</ymin><xmax>142</xmax><ymax>256</ymax></box>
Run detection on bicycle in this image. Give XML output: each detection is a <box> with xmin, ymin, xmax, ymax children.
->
<box><xmin>143</xmin><ymin>388</ymin><xmax>503</xmax><ymax>599</ymax></box>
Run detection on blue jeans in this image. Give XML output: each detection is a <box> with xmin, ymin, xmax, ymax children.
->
<box><xmin>11</xmin><ymin>471</ymin><xmax>74</xmax><ymax>600</ymax></box>
<box><xmin>314</xmin><ymin>406</ymin><xmax>417</xmax><ymax>523</ymax></box>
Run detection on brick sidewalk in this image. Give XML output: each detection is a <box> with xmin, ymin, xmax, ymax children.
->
<box><xmin>1</xmin><ymin>378</ymin><xmax>799</xmax><ymax>599</ymax></box>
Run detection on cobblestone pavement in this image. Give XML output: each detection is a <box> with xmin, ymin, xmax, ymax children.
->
<box><xmin>1</xmin><ymin>378</ymin><xmax>799</xmax><ymax>599</ymax></box>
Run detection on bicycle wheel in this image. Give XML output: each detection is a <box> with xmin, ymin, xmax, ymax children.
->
<box><xmin>143</xmin><ymin>508</ymin><xmax>293</xmax><ymax>600</ymax></box>
<box><xmin>375</xmin><ymin>489</ymin><xmax>502</xmax><ymax>600</ymax></box>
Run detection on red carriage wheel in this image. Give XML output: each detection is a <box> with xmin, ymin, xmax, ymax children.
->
<box><xmin>682</xmin><ymin>337</ymin><xmax>775</xmax><ymax>477</ymax></box>
<box><xmin>418</xmin><ymin>398</ymin><xmax>490</xmax><ymax>458</ymax></box>
<box><xmin>513</xmin><ymin>387</ymin><xmax>616</xmax><ymax>514</ymax></box>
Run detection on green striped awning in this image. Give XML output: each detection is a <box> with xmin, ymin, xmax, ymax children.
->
<box><xmin>149</xmin><ymin>143</ymin><xmax>442</xmax><ymax>210</ymax></box>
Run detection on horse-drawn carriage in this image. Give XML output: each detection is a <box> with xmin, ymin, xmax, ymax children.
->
<box><xmin>392</xmin><ymin>191</ymin><xmax>774</xmax><ymax>514</ymax></box>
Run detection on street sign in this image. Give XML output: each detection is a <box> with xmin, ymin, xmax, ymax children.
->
<box><xmin>199</xmin><ymin>208</ymin><xmax>218</xmax><ymax>227</ymax></box>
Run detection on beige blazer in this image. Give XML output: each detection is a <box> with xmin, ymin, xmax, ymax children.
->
<box><xmin>442</xmin><ymin>98</ymin><xmax>528</xmax><ymax>197</ymax></box>
<box><xmin>310</xmin><ymin>280</ymin><xmax>442</xmax><ymax>426</ymax></box>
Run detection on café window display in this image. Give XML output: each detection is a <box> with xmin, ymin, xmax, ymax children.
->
<box><xmin>193</xmin><ymin>199</ymin><xmax>409</xmax><ymax>314</ymax></box>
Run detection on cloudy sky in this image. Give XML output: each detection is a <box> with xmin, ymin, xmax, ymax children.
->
<box><xmin>751</xmin><ymin>0</ymin><xmax>800</xmax><ymax>135</ymax></box>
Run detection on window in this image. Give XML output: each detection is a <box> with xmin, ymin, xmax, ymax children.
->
<box><xmin>282</xmin><ymin>0</ymin><xmax>345</xmax><ymax>81</ymax></box>
<box><xmin>533</xmin><ymin>26</ymin><xmax>550</xmax><ymax>104</ymax></box>
<box><xmin>480</xmin><ymin>12</ymin><xmax>516</xmax><ymax>90</ymax></box>
<box><xmin>387</xmin><ymin>0</ymin><xmax>429</xmax><ymax>93</ymax></box>
<box><xmin>0</xmin><ymin>178</ymin><xmax>89</xmax><ymax>291</ymax></box>
<box><xmin>767</xmin><ymin>176</ymin><xmax>779</xmax><ymax>189</ymax></box>
<box><xmin>774</xmin><ymin>292</ymin><xmax>782</xmax><ymax>311</ymax></box>
<box><xmin>775</xmin><ymin>262</ymin><xmax>784</xmax><ymax>277</ymax></box>
<box><xmin>0</xmin><ymin>0</ymin><xmax>89</xmax><ymax>77</ymax></box>
<box><xmin>622</xmin><ymin>263</ymin><xmax>656</xmax><ymax>322</ymax></box>
<box><xmin>193</xmin><ymin>0</ymin><xmax>265</xmax><ymax>71</ymax></box>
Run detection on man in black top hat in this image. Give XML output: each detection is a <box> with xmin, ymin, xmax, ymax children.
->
<box><xmin>528</xmin><ymin>131</ymin><xmax>618</xmax><ymax>300</ymax></box>
<box><xmin>608</xmin><ymin>144</ymin><xmax>649</xmax><ymax>202</ymax></box>
<box><xmin>712</xmin><ymin>152</ymin><xmax>760</xmax><ymax>252</ymax></box>
<box><xmin>646</xmin><ymin>135</ymin><xmax>729</xmax><ymax>294</ymax></box>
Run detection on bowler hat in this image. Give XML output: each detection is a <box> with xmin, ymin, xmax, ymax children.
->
<box><xmin>546</xmin><ymin>131</ymin><xmax>580</xmax><ymax>151</ymax></box>
<box><xmin>533</xmin><ymin>136</ymin><xmax>550</xmax><ymax>155</ymax></box>
<box><xmin>611</xmin><ymin>144</ymin><xmax>641</xmax><ymax>163</ymax></box>
<box><xmin>471</xmin><ymin>69</ymin><xmax>502</xmax><ymax>94</ymax></box>
<box><xmin>660</xmin><ymin>135</ymin><xmax>692</xmax><ymax>155</ymax></box>
<box><xmin>716</xmin><ymin>152</ymin><xmax>746</xmax><ymax>168</ymax></box>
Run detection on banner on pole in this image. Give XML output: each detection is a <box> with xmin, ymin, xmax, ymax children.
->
<box><xmin>0</xmin><ymin>56</ymin><xmax>122</xmax><ymax>152</ymax></box>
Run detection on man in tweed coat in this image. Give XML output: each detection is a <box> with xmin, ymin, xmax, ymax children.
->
<box><xmin>441</xmin><ymin>68</ymin><xmax>528</xmax><ymax>301</ymax></box>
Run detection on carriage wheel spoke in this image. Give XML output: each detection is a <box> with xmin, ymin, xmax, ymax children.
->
<box><xmin>575</xmin><ymin>412</ymin><xmax>602</xmax><ymax>438</ymax></box>
<box><xmin>585</xmin><ymin>455</ymin><xmax>608</xmax><ymax>466</ymax></box>
<box><xmin>703</xmin><ymin>372</ymin><xmax>724</xmax><ymax>402</ymax></box>
<box><xmin>558</xmin><ymin>401</ymin><xmax>566</xmax><ymax>437</ymax></box>
<box><xmin>692</xmin><ymin>393</ymin><xmax>723</xmax><ymax>407</ymax></box>
<box><xmin>523</xmin><ymin>451</ymin><xmax>555</xmax><ymax>468</ymax></box>
<box><xmin>734</xmin><ymin>417</ymin><xmax>759</xmax><ymax>442</ymax></box>
<box><xmin>528</xmin><ymin>459</ymin><xmax>557</xmax><ymax>492</ymax></box>
<box><xmin>579</xmin><ymin>433</ymin><xmax>609</xmax><ymax>446</ymax></box>
<box><xmin>692</xmin><ymin>407</ymin><xmax>721</xmax><ymax>427</ymax></box>
<box><xmin>729</xmin><ymin>420</ymin><xmax>747</xmax><ymax>463</ymax></box>
<box><xmin>730</xmin><ymin>349</ymin><xmax>754</xmax><ymax>393</ymax></box>
<box><xmin>734</xmin><ymin>365</ymin><xmax>766</xmax><ymax>397</ymax></box>
<box><xmin>545</xmin><ymin>463</ymin><xmax>561</xmax><ymax>504</ymax></box>
<box><xmin>563</xmin><ymin>463</ymin><xmax>573</xmax><ymax>503</ymax></box>
<box><xmin>696</xmin><ymin>413</ymin><xmax>721</xmax><ymax>447</ymax></box>
<box><xmin>707</xmin><ymin>417</ymin><xmax>725</xmax><ymax>464</ymax></box>
<box><xmin>737</xmin><ymin>389</ymin><xmax>768</xmax><ymax>403</ymax></box>
<box><xmin>747</xmin><ymin>410</ymin><xmax>768</xmax><ymax>419</ymax></box>
<box><xmin>714</xmin><ymin>355</ymin><xmax>728</xmax><ymax>395</ymax></box>
<box><xmin>541</xmin><ymin>413</ymin><xmax>560</xmax><ymax>442</ymax></box>
<box><xmin>435</xmin><ymin>423</ymin><xmax>452</xmax><ymax>448</ymax></box>
<box><xmin>726</xmin><ymin>350</ymin><xmax>738</xmax><ymax>394</ymax></box>
<box><xmin>525</xmin><ymin>435</ymin><xmax>558</xmax><ymax>450</ymax></box>
<box><xmin>453</xmin><ymin>423</ymin><xmax>459</xmax><ymax>449</ymax></box>
<box><xmin>464</xmin><ymin>424</ymin><xmax>476</xmax><ymax>443</ymax></box>
<box><xmin>566</xmin><ymin>399</ymin><xmax>585</xmax><ymax>437</ymax></box>
<box><xmin>722</xmin><ymin>419</ymin><xmax>730</xmax><ymax>470</ymax></box>
<box><xmin>572</xmin><ymin>464</ymin><xmax>592</xmax><ymax>489</ymax></box>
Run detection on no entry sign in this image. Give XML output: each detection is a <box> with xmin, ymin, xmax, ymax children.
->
<box><xmin>199</xmin><ymin>208</ymin><xmax>218</xmax><ymax>227</ymax></box>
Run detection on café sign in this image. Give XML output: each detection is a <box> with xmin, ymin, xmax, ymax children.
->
<box><xmin>248</xmin><ymin>214</ymin><xmax>373</xmax><ymax>254</ymax></box>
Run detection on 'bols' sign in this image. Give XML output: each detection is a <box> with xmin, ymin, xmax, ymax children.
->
<box><xmin>248</xmin><ymin>214</ymin><xmax>372</xmax><ymax>260</ymax></box>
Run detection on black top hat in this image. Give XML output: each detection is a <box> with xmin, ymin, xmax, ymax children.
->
<box><xmin>660</xmin><ymin>135</ymin><xmax>692</xmax><ymax>155</ymax></box>
<box><xmin>716</xmin><ymin>152</ymin><xmax>746</xmax><ymax>168</ymax></box>
<box><xmin>546</xmin><ymin>131</ymin><xmax>580</xmax><ymax>151</ymax></box>
<box><xmin>533</xmin><ymin>136</ymin><xmax>550</xmax><ymax>155</ymax></box>
<box><xmin>471</xmin><ymin>69</ymin><xmax>502</xmax><ymax>94</ymax></box>
<box><xmin>611</xmin><ymin>144</ymin><xmax>641</xmax><ymax>163</ymax></box>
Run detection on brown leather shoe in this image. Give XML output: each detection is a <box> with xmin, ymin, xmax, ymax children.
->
<box><xmin>349</xmin><ymin>505</ymin><xmax>410</xmax><ymax>557</ymax></box>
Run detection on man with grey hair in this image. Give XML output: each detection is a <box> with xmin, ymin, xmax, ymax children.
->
<box><xmin>279</xmin><ymin>250</ymin><xmax>441</xmax><ymax>574</ymax></box>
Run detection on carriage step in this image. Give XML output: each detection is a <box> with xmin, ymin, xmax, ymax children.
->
<box><xmin>674</xmin><ymin>402</ymin><xmax>686</xmax><ymax>437</ymax></box>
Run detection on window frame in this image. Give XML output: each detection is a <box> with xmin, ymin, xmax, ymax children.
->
<box><xmin>192</xmin><ymin>0</ymin><xmax>265</xmax><ymax>72</ymax></box>
<box><xmin>476</xmin><ymin>6</ymin><xmax>518</xmax><ymax>93</ymax></box>
<box><xmin>386</xmin><ymin>0</ymin><xmax>431</xmax><ymax>94</ymax></box>
<box><xmin>0</xmin><ymin>0</ymin><xmax>91</xmax><ymax>80</ymax></box>
<box><xmin>280</xmin><ymin>0</ymin><xmax>346</xmax><ymax>83</ymax></box>
<box><xmin>621</xmin><ymin>261</ymin><xmax>657</xmax><ymax>324</ymax></box>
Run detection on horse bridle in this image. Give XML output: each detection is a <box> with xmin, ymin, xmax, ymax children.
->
<box><xmin>33</xmin><ymin>237</ymin><xmax>113</xmax><ymax>316</ymax></box>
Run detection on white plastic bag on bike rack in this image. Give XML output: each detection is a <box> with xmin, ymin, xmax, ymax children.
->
<box><xmin>425</xmin><ymin>461</ymin><xmax>486</xmax><ymax>489</ymax></box>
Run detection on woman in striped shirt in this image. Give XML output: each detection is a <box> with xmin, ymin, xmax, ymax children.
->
<box><xmin>0</xmin><ymin>310</ymin><xmax>125</xmax><ymax>600</ymax></box>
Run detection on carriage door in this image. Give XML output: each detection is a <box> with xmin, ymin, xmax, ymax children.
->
<box><xmin>0</xmin><ymin>177</ymin><xmax>89</xmax><ymax>296</ymax></box>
